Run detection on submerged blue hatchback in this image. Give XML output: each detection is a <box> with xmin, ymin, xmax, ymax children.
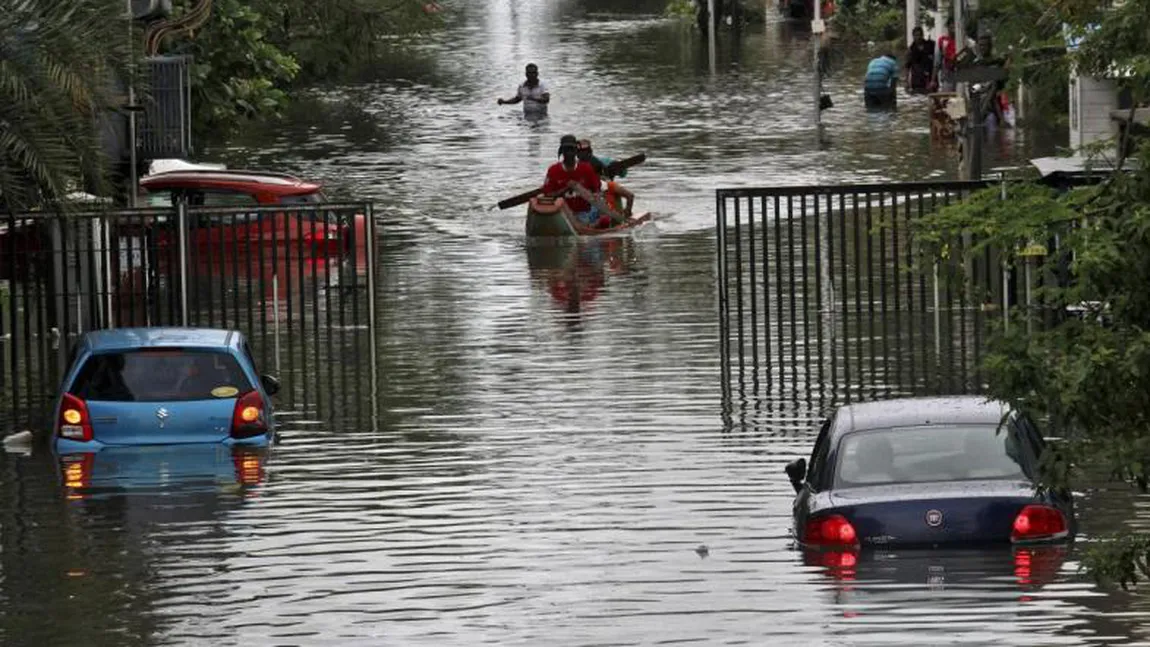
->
<box><xmin>53</xmin><ymin>328</ymin><xmax>279</xmax><ymax>452</ymax></box>
<box><xmin>786</xmin><ymin>396</ymin><xmax>1075</xmax><ymax>552</ymax></box>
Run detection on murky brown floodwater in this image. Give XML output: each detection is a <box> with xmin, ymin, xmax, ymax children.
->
<box><xmin>5</xmin><ymin>2</ymin><xmax>1150</xmax><ymax>645</ymax></box>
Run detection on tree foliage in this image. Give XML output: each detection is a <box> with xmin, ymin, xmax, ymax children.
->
<box><xmin>0</xmin><ymin>0</ymin><xmax>136</xmax><ymax>211</ymax></box>
<box><xmin>166</xmin><ymin>0</ymin><xmax>443</xmax><ymax>135</ymax></box>
<box><xmin>915</xmin><ymin>0</ymin><xmax>1150</xmax><ymax>587</ymax></box>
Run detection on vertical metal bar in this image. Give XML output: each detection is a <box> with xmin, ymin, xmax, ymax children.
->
<box><xmin>231</xmin><ymin>213</ymin><xmax>240</xmax><ymax>330</ymax></box>
<box><xmin>865</xmin><ymin>191</ymin><xmax>875</xmax><ymax>388</ymax></box>
<box><xmin>747</xmin><ymin>196</ymin><xmax>759</xmax><ymax>374</ymax></box>
<box><xmin>787</xmin><ymin>195</ymin><xmax>798</xmax><ymax>388</ymax></box>
<box><xmin>271</xmin><ymin>206</ymin><xmax>279</xmax><ymax>359</ymax></box>
<box><xmin>800</xmin><ymin>194</ymin><xmax>811</xmax><ymax>383</ymax></box>
<box><xmin>919</xmin><ymin>191</ymin><xmax>931</xmax><ymax>387</ymax></box>
<box><xmin>717</xmin><ymin>192</ymin><xmax>729</xmax><ymax>386</ymax></box>
<box><xmin>310</xmin><ymin>213</ymin><xmax>322</xmax><ymax>415</ymax></box>
<box><xmin>853</xmin><ymin>193</ymin><xmax>863</xmax><ymax>393</ymax></box>
<box><xmin>878</xmin><ymin>191</ymin><xmax>889</xmax><ymax>390</ymax></box>
<box><xmin>904</xmin><ymin>190</ymin><xmax>917</xmax><ymax>390</ymax></box>
<box><xmin>9</xmin><ymin>214</ymin><xmax>19</xmax><ymax>422</ymax></box>
<box><xmin>245</xmin><ymin>217</ymin><xmax>255</xmax><ymax>338</ymax></box>
<box><xmin>273</xmin><ymin>274</ymin><xmax>281</xmax><ymax>374</ymax></box>
<box><xmin>774</xmin><ymin>194</ymin><xmax>784</xmax><ymax>393</ymax></box>
<box><xmin>813</xmin><ymin>192</ymin><xmax>825</xmax><ymax>393</ymax></box>
<box><xmin>258</xmin><ymin>211</ymin><xmax>268</xmax><ymax>369</ymax></box>
<box><xmin>892</xmin><ymin>190</ymin><xmax>904</xmax><ymax>389</ymax></box>
<box><xmin>177</xmin><ymin>202</ymin><xmax>189</xmax><ymax>326</ymax></box>
<box><xmin>217</xmin><ymin>212</ymin><xmax>226</xmax><ymax>327</ymax></box>
<box><xmin>950</xmin><ymin>191</ymin><xmax>967</xmax><ymax>390</ymax></box>
<box><xmin>734</xmin><ymin>197</ymin><xmax>745</xmax><ymax>381</ymax></box>
<box><xmin>362</xmin><ymin>202</ymin><xmax>382</xmax><ymax>421</ymax></box>
<box><xmin>284</xmin><ymin>210</ymin><xmax>294</xmax><ymax>369</ymax></box>
<box><xmin>839</xmin><ymin>192</ymin><xmax>849</xmax><ymax>397</ymax></box>
<box><xmin>297</xmin><ymin>204</ymin><xmax>307</xmax><ymax>413</ymax></box>
<box><xmin>759</xmin><ymin>195</ymin><xmax>771</xmax><ymax>376</ymax></box>
<box><xmin>826</xmin><ymin>192</ymin><xmax>837</xmax><ymax>390</ymax></box>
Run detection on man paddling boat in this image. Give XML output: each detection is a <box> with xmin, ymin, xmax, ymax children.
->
<box><xmin>542</xmin><ymin>136</ymin><xmax>605</xmax><ymax>226</ymax></box>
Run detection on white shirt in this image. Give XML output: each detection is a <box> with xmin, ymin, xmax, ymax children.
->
<box><xmin>517</xmin><ymin>81</ymin><xmax>549</xmax><ymax>113</ymax></box>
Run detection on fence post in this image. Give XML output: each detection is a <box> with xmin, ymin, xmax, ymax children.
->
<box><xmin>933</xmin><ymin>260</ymin><xmax>942</xmax><ymax>366</ymax></box>
<box><xmin>177</xmin><ymin>202</ymin><xmax>189</xmax><ymax>325</ymax></box>
<box><xmin>364</xmin><ymin>202</ymin><xmax>379</xmax><ymax>429</ymax></box>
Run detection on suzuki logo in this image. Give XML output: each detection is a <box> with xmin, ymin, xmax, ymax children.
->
<box><xmin>925</xmin><ymin>509</ymin><xmax>944</xmax><ymax>527</ymax></box>
<box><xmin>156</xmin><ymin>408</ymin><xmax>170</xmax><ymax>428</ymax></box>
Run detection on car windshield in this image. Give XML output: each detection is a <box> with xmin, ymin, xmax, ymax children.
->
<box><xmin>70</xmin><ymin>349</ymin><xmax>253</xmax><ymax>402</ymax></box>
<box><xmin>834</xmin><ymin>424</ymin><xmax>1028</xmax><ymax>488</ymax></box>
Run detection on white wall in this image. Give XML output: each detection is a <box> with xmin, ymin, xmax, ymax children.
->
<box><xmin>1070</xmin><ymin>72</ymin><xmax>1120</xmax><ymax>150</ymax></box>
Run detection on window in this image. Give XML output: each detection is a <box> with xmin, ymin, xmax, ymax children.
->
<box><xmin>190</xmin><ymin>190</ymin><xmax>261</xmax><ymax>225</ymax></box>
<box><xmin>70</xmin><ymin>349</ymin><xmax>253</xmax><ymax>402</ymax></box>
<box><xmin>145</xmin><ymin>191</ymin><xmax>174</xmax><ymax>207</ymax></box>
<box><xmin>198</xmin><ymin>190</ymin><xmax>259</xmax><ymax>207</ymax></box>
<box><xmin>833</xmin><ymin>424</ymin><xmax>1028</xmax><ymax>488</ymax></box>
<box><xmin>806</xmin><ymin>418</ymin><xmax>834</xmax><ymax>490</ymax></box>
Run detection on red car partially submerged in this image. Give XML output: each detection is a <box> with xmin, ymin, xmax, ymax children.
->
<box><xmin>139</xmin><ymin>161</ymin><xmax>368</xmax><ymax>257</ymax></box>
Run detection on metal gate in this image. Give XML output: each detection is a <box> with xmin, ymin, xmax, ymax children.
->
<box><xmin>714</xmin><ymin>180</ymin><xmax>1035</xmax><ymax>403</ymax></box>
<box><xmin>0</xmin><ymin>202</ymin><xmax>379</xmax><ymax>431</ymax></box>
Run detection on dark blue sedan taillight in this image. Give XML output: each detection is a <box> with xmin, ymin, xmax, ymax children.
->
<box><xmin>804</xmin><ymin>514</ymin><xmax>859</xmax><ymax>547</ymax></box>
<box><xmin>1011</xmin><ymin>505</ymin><xmax>1068</xmax><ymax>542</ymax></box>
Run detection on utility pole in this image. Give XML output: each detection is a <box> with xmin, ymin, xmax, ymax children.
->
<box><xmin>812</xmin><ymin>0</ymin><xmax>824</xmax><ymax>134</ymax></box>
<box><xmin>708</xmin><ymin>0</ymin><xmax>717</xmax><ymax>73</ymax></box>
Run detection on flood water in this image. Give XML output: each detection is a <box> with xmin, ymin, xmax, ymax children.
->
<box><xmin>6</xmin><ymin>2</ymin><xmax>1150</xmax><ymax>645</ymax></box>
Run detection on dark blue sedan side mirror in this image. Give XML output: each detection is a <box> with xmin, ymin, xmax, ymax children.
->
<box><xmin>785</xmin><ymin>458</ymin><xmax>807</xmax><ymax>493</ymax></box>
<box><xmin>260</xmin><ymin>374</ymin><xmax>281</xmax><ymax>396</ymax></box>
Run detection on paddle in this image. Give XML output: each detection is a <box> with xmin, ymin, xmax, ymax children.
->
<box><xmin>497</xmin><ymin>152</ymin><xmax>647</xmax><ymax>210</ymax></box>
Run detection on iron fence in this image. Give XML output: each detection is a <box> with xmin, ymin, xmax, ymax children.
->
<box><xmin>714</xmin><ymin>180</ymin><xmax>1051</xmax><ymax>403</ymax></box>
<box><xmin>0</xmin><ymin>202</ymin><xmax>379</xmax><ymax>431</ymax></box>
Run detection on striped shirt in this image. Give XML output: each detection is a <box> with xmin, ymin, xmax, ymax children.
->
<box><xmin>864</xmin><ymin>56</ymin><xmax>898</xmax><ymax>91</ymax></box>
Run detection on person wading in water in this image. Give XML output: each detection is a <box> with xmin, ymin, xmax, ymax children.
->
<box><xmin>497</xmin><ymin>63</ymin><xmax>551</xmax><ymax>118</ymax></box>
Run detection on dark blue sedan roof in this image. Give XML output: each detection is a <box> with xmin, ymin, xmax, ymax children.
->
<box><xmin>838</xmin><ymin>396</ymin><xmax>1010</xmax><ymax>434</ymax></box>
<box><xmin>82</xmin><ymin>327</ymin><xmax>240</xmax><ymax>352</ymax></box>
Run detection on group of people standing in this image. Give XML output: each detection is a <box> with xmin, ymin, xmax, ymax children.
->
<box><xmin>863</xmin><ymin>21</ymin><xmax>962</xmax><ymax>110</ymax></box>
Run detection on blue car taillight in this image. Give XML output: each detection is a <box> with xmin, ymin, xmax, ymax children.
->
<box><xmin>803</xmin><ymin>513</ymin><xmax>859</xmax><ymax>547</ymax></box>
<box><xmin>231</xmin><ymin>390</ymin><xmax>268</xmax><ymax>439</ymax></box>
<box><xmin>57</xmin><ymin>393</ymin><xmax>93</xmax><ymax>442</ymax></box>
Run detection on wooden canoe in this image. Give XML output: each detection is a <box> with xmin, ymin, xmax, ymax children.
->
<box><xmin>526</xmin><ymin>196</ymin><xmax>651</xmax><ymax>238</ymax></box>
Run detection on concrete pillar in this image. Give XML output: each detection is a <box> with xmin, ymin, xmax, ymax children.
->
<box><xmin>906</xmin><ymin>0</ymin><xmax>919</xmax><ymax>45</ymax></box>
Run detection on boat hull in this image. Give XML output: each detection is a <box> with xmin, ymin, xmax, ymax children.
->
<box><xmin>526</xmin><ymin>197</ymin><xmax>651</xmax><ymax>239</ymax></box>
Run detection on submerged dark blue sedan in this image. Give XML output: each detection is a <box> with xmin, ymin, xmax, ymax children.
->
<box><xmin>787</xmin><ymin>396</ymin><xmax>1074</xmax><ymax>550</ymax></box>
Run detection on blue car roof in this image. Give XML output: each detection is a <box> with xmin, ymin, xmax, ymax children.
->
<box><xmin>838</xmin><ymin>396</ymin><xmax>1010</xmax><ymax>434</ymax></box>
<box><xmin>81</xmin><ymin>327</ymin><xmax>241</xmax><ymax>352</ymax></box>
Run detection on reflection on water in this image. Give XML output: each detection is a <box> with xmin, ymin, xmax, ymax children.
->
<box><xmin>3</xmin><ymin>1</ymin><xmax>1148</xmax><ymax>645</ymax></box>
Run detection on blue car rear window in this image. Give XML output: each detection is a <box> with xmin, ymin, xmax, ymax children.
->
<box><xmin>69</xmin><ymin>349</ymin><xmax>253</xmax><ymax>402</ymax></box>
<box><xmin>834</xmin><ymin>424</ymin><xmax>1029</xmax><ymax>488</ymax></box>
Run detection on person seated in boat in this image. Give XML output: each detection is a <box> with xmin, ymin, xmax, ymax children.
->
<box><xmin>542</xmin><ymin>137</ymin><xmax>604</xmax><ymax>226</ymax></box>
<box><xmin>576</xmin><ymin>139</ymin><xmax>608</xmax><ymax>177</ymax></box>
<box><xmin>600</xmin><ymin>161</ymin><xmax>635</xmax><ymax>222</ymax></box>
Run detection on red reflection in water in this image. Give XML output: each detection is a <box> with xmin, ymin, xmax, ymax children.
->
<box><xmin>1014</xmin><ymin>546</ymin><xmax>1066</xmax><ymax>591</ymax></box>
<box><xmin>816</xmin><ymin>550</ymin><xmax>859</xmax><ymax>581</ymax></box>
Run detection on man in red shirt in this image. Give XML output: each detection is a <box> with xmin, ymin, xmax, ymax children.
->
<box><xmin>543</xmin><ymin>135</ymin><xmax>603</xmax><ymax>223</ymax></box>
